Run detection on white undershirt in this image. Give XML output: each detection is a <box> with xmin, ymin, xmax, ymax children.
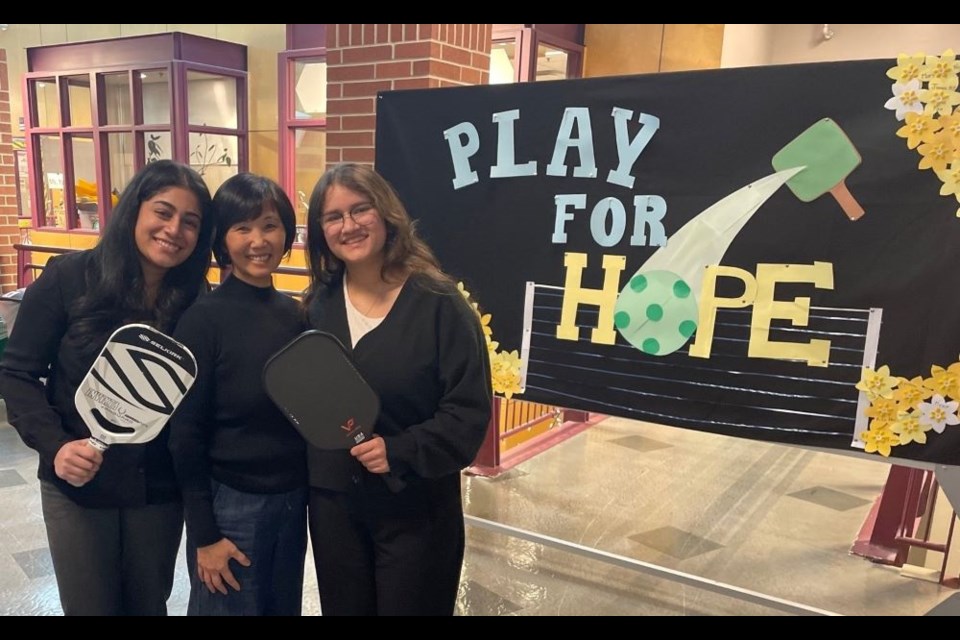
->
<box><xmin>344</xmin><ymin>275</ymin><xmax>385</xmax><ymax>347</ymax></box>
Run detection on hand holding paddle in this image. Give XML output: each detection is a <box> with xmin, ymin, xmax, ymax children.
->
<box><xmin>264</xmin><ymin>331</ymin><xmax>405</xmax><ymax>492</ymax></box>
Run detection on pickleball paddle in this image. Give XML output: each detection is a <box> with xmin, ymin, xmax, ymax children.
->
<box><xmin>75</xmin><ymin>323</ymin><xmax>197</xmax><ymax>452</ymax></box>
<box><xmin>263</xmin><ymin>330</ymin><xmax>380</xmax><ymax>449</ymax></box>
<box><xmin>264</xmin><ymin>330</ymin><xmax>405</xmax><ymax>492</ymax></box>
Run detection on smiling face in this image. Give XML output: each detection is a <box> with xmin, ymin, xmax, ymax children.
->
<box><xmin>134</xmin><ymin>186</ymin><xmax>202</xmax><ymax>284</ymax></box>
<box><xmin>321</xmin><ymin>183</ymin><xmax>387</xmax><ymax>271</ymax></box>
<box><xmin>224</xmin><ymin>205</ymin><xmax>287</xmax><ymax>287</ymax></box>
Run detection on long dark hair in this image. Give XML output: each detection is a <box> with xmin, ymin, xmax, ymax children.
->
<box><xmin>303</xmin><ymin>163</ymin><xmax>451</xmax><ymax>306</ymax></box>
<box><xmin>212</xmin><ymin>173</ymin><xmax>296</xmax><ymax>268</ymax></box>
<box><xmin>72</xmin><ymin>160</ymin><xmax>215</xmax><ymax>339</ymax></box>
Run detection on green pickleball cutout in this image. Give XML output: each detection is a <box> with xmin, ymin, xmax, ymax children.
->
<box><xmin>615</xmin><ymin>270</ymin><xmax>699</xmax><ymax>356</ymax></box>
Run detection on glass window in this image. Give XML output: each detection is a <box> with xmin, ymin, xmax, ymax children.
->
<box><xmin>140</xmin><ymin>69</ymin><xmax>171</xmax><ymax>125</ymax></box>
<box><xmin>106</xmin><ymin>132</ymin><xmax>135</xmax><ymax>201</ymax></box>
<box><xmin>32</xmin><ymin>79</ymin><xmax>60</xmax><ymax>128</ymax></box>
<box><xmin>65</xmin><ymin>75</ymin><xmax>93</xmax><ymax>127</ymax></box>
<box><xmin>536</xmin><ymin>44</ymin><xmax>570</xmax><ymax>81</ymax></box>
<box><xmin>189</xmin><ymin>131</ymin><xmax>238</xmax><ymax>193</ymax></box>
<box><xmin>103</xmin><ymin>73</ymin><xmax>132</xmax><ymax>126</ymax></box>
<box><xmin>38</xmin><ymin>135</ymin><xmax>64</xmax><ymax>227</ymax></box>
<box><xmin>490</xmin><ymin>26</ymin><xmax>583</xmax><ymax>84</ymax></box>
<box><xmin>490</xmin><ymin>41</ymin><xmax>517</xmax><ymax>84</ymax></box>
<box><xmin>281</xmin><ymin>50</ymin><xmax>326</xmax><ymax>243</ymax></box>
<box><xmin>294</xmin><ymin>59</ymin><xmax>327</xmax><ymax>120</ymax></box>
<box><xmin>293</xmin><ymin>129</ymin><xmax>326</xmax><ymax>227</ymax></box>
<box><xmin>70</xmin><ymin>136</ymin><xmax>97</xmax><ymax>230</ymax></box>
<box><xmin>144</xmin><ymin>130</ymin><xmax>172</xmax><ymax>165</ymax></box>
<box><xmin>188</xmin><ymin>71</ymin><xmax>238</xmax><ymax>128</ymax></box>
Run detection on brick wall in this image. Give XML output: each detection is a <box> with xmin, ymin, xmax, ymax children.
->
<box><xmin>0</xmin><ymin>49</ymin><xmax>19</xmax><ymax>292</ymax></box>
<box><xmin>326</xmin><ymin>24</ymin><xmax>491</xmax><ymax>166</ymax></box>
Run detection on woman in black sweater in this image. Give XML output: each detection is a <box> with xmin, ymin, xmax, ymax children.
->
<box><xmin>0</xmin><ymin>160</ymin><xmax>215</xmax><ymax>615</ymax></box>
<box><xmin>302</xmin><ymin>163</ymin><xmax>492</xmax><ymax>616</ymax></box>
<box><xmin>169</xmin><ymin>173</ymin><xmax>307</xmax><ymax>616</ymax></box>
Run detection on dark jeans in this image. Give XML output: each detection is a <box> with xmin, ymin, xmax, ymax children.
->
<box><xmin>40</xmin><ymin>480</ymin><xmax>183</xmax><ymax>616</ymax></box>
<box><xmin>187</xmin><ymin>480</ymin><xmax>308</xmax><ymax>616</ymax></box>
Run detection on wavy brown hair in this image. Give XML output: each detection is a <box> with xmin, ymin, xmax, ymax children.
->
<box><xmin>302</xmin><ymin>163</ymin><xmax>453</xmax><ymax>306</ymax></box>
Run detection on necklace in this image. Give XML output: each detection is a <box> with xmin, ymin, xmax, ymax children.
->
<box><xmin>346</xmin><ymin>275</ymin><xmax>390</xmax><ymax>319</ymax></box>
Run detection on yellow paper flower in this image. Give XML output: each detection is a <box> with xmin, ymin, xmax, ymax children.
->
<box><xmin>918</xmin><ymin>130</ymin><xmax>956</xmax><ymax>172</ymax></box>
<box><xmin>890</xmin><ymin>411</ymin><xmax>931</xmax><ymax>446</ymax></box>
<box><xmin>921</xmin><ymin>86</ymin><xmax>960</xmax><ymax>116</ymax></box>
<box><xmin>924</xmin><ymin>362</ymin><xmax>960</xmax><ymax>399</ymax></box>
<box><xmin>490</xmin><ymin>349</ymin><xmax>523</xmax><ymax>398</ymax></box>
<box><xmin>892</xmin><ymin>376</ymin><xmax>933</xmax><ymax>411</ymax></box>
<box><xmin>865</xmin><ymin>396</ymin><xmax>900</xmax><ymax>428</ymax></box>
<box><xmin>856</xmin><ymin>365</ymin><xmax>900</xmax><ymax>400</ymax></box>
<box><xmin>860</xmin><ymin>422</ymin><xmax>900</xmax><ymax>457</ymax></box>
<box><xmin>886</xmin><ymin>53</ymin><xmax>927</xmax><ymax>84</ymax></box>
<box><xmin>479</xmin><ymin>313</ymin><xmax>492</xmax><ymax>339</ymax></box>
<box><xmin>936</xmin><ymin>163</ymin><xmax>960</xmax><ymax>198</ymax></box>
<box><xmin>937</xmin><ymin>113</ymin><xmax>960</xmax><ymax>150</ymax></box>
<box><xmin>897</xmin><ymin>112</ymin><xmax>943</xmax><ymax>149</ymax></box>
<box><xmin>458</xmin><ymin>280</ymin><xmax>523</xmax><ymax>399</ymax></box>
<box><xmin>923</xmin><ymin>50</ymin><xmax>960</xmax><ymax>90</ymax></box>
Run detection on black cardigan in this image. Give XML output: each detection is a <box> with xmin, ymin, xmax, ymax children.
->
<box><xmin>305</xmin><ymin>273</ymin><xmax>492</xmax><ymax>507</ymax></box>
<box><xmin>0</xmin><ymin>251</ymin><xmax>179</xmax><ymax>507</ymax></box>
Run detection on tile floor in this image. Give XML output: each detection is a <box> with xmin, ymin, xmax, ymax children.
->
<box><xmin>1</xmin><ymin>401</ymin><xmax>956</xmax><ymax>615</ymax></box>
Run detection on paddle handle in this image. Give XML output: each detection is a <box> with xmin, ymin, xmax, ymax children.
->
<box><xmin>830</xmin><ymin>180</ymin><xmax>864</xmax><ymax>220</ymax></box>
<box><xmin>87</xmin><ymin>436</ymin><xmax>109</xmax><ymax>452</ymax></box>
<box><xmin>63</xmin><ymin>438</ymin><xmax>108</xmax><ymax>487</ymax></box>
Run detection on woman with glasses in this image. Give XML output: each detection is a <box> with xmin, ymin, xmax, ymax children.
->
<box><xmin>302</xmin><ymin>163</ymin><xmax>492</xmax><ymax>616</ymax></box>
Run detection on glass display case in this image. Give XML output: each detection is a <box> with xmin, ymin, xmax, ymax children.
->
<box><xmin>23</xmin><ymin>32</ymin><xmax>248</xmax><ymax>233</ymax></box>
<box><xmin>490</xmin><ymin>24</ymin><xmax>584</xmax><ymax>84</ymax></box>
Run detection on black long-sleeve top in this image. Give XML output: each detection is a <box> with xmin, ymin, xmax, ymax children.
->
<box><xmin>305</xmin><ymin>273</ymin><xmax>492</xmax><ymax>509</ymax></box>
<box><xmin>169</xmin><ymin>275</ymin><xmax>307</xmax><ymax>547</ymax></box>
<box><xmin>0</xmin><ymin>251</ymin><xmax>179</xmax><ymax>507</ymax></box>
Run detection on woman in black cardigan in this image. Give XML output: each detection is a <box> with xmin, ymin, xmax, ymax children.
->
<box><xmin>302</xmin><ymin>163</ymin><xmax>492</xmax><ymax>616</ymax></box>
<box><xmin>0</xmin><ymin>160</ymin><xmax>215</xmax><ymax>615</ymax></box>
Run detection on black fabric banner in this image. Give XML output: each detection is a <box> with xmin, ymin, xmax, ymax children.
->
<box><xmin>375</xmin><ymin>58</ymin><xmax>960</xmax><ymax>465</ymax></box>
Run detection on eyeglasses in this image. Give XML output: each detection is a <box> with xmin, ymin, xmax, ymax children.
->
<box><xmin>320</xmin><ymin>203</ymin><xmax>378</xmax><ymax>229</ymax></box>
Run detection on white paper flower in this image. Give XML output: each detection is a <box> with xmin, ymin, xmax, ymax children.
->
<box><xmin>917</xmin><ymin>394</ymin><xmax>960</xmax><ymax>434</ymax></box>
<box><xmin>885</xmin><ymin>79</ymin><xmax>924</xmax><ymax>121</ymax></box>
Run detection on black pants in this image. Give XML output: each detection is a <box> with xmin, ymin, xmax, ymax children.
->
<box><xmin>308</xmin><ymin>482</ymin><xmax>465</xmax><ymax>616</ymax></box>
<box><xmin>40</xmin><ymin>480</ymin><xmax>183</xmax><ymax>616</ymax></box>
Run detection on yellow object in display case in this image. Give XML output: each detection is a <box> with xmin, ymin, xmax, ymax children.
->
<box><xmin>76</xmin><ymin>179</ymin><xmax>120</xmax><ymax>207</ymax></box>
<box><xmin>76</xmin><ymin>179</ymin><xmax>98</xmax><ymax>199</ymax></box>
<box><xmin>17</xmin><ymin>218</ymin><xmax>31</xmax><ymax>245</ymax></box>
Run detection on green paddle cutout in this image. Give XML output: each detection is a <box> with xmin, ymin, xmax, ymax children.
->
<box><xmin>772</xmin><ymin>118</ymin><xmax>865</xmax><ymax>220</ymax></box>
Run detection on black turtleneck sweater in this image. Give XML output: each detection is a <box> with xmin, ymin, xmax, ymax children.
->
<box><xmin>169</xmin><ymin>275</ymin><xmax>306</xmax><ymax>547</ymax></box>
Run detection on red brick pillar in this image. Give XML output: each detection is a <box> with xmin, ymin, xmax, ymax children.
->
<box><xmin>326</xmin><ymin>24</ymin><xmax>491</xmax><ymax>167</ymax></box>
<box><xmin>0</xmin><ymin>49</ymin><xmax>19</xmax><ymax>292</ymax></box>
